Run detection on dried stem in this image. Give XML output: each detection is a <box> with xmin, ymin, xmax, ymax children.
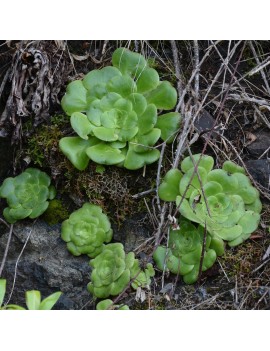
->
<box><xmin>248</xmin><ymin>41</ymin><xmax>270</xmax><ymax>94</ymax></box>
<box><xmin>4</xmin><ymin>220</ymin><xmax>36</xmax><ymax>305</ymax></box>
<box><xmin>193</xmin><ymin>40</ymin><xmax>200</xmax><ymax>104</ymax></box>
<box><xmin>0</xmin><ymin>224</ymin><xmax>13</xmax><ymax>277</ymax></box>
<box><xmin>197</xmin><ymin>222</ymin><xmax>207</xmax><ymax>284</ymax></box>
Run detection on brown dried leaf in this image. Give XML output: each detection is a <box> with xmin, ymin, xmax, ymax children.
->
<box><xmin>135</xmin><ymin>287</ymin><xmax>146</xmax><ymax>303</ymax></box>
<box><xmin>244</xmin><ymin>132</ymin><xmax>257</xmax><ymax>146</ymax></box>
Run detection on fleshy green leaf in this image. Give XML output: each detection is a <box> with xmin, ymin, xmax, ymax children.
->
<box><xmin>145</xmin><ymin>81</ymin><xmax>177</xmax><ymax>110</ymax></box>
<box><xmin>133</xmin><ymin>128</ymin><xmax>161</xmax><ymax>153</ymax></box>
<box><xmin>4</xmin><ymin>304</ymin><xmax>26</xmax><ymax>310</ymax></box>
<box><xmin>3</xmin><ymin>208</ymin><xmax>17</xmax><ymax>224</ymax></box>
<box><xmin>222</xmin><ymin>160</ymin><xmax>245</xmax><ymax>174</ymax></box>
<box><xmin>29</xmin><ymin>201</ymin><xmax>49</xmax><ymax>219</ymax></box>
<box><xmin>182</xmin><ymin>266</ymin><xmax>199</xmax><ymax>284</ymax></box>
<box><xmin>153</xmin><ymin>246</ymin><xmax>169</xmax><ymax>271</ymax></box>
<box><xmin>9</xmin><ymin>206</ymin><xmax>32</xmax><ymax>220</ymax></box>
<box><xmin>91</xmin><ymin>126</ymin><xmax>118</xmax><ymax>142</ymax></box>
<box><xmin>137</xmin><ymin>104</ymin><xmax>157</xmax><ymax>135</ymax></box>
<box><xmin>99</xmin><ymin>92</ymin><xmax>122</xmax><ymax>111</ymax></box>
<box><xmin>87</xmin><ymin>106</ymin><xmax>103</xmax><ymax>126</ymax></box>
<box><xmin>181</xmin><ymin>154</ymin><xmax>214</xmax><ymax>174</ymax></box>
<box><xmin>245</xmin><ymin>197</ymin><xmax>262</xmax><ymax>213</ymax></box>
<box><xmin>83</xmin><ymin>66</ymin><xmax>121</xmax><ymax>90</ymax></box>
<box><xmin>0</xmin><ymin>279</ymin><xmax>6</xmax><ymax>307</ymax></box>
<box><xmin>86</xmin><ymin>143</ymin><xmax>125</xmax><ymax>165</ymax></box>
<box><xmin>59</xmin><ymin>136</ymin><xmax>99</xmax><ymax>170</ymax></box>
<box><xmin>96</xmin><ymin>299</ymin><xmax>114</xmax><ymax>310</ymax></box>
<box><xmin>112</xmin><ymin>48</ymin><xmax>147</xmax><ymax>76</ymax></box>
<box><xmin>61</xmin><ymin>80</ymin><xmax>88</xmax><ymax>116</ymax></box>
<box><xmin>218</xmin><ymin>225</ymin><xmax>242</xmax><ymax>241</ymax></box>
<box><xmin>126</xmin><ymin>93</ymin><xmax>147</xmax><ymax>116</ymax></box>
<box><xmin>158</xmin><ymin>169</ymin><xmax>182</xmax><ymax>201</ymax></box>
<box><xmin>179</xmin><ymin>166</ymin><xmax>208</xmax><ymax>198</ymax></box>
<box><xmin>25</xmin><ymin>290</ymin><xmax>41</xmax><ymax>310</ymax></box>
<box><xmin>232</xmin><ymin>173</ymin><xmax>259</xmax><ymax>204</ymax></box>
<box><xmin>209</xmin><ymin>235</ymin><xmax>225</xmax><ymax>256</ymax></box>
<box><xmin>48</xmin><ymin>185</ymin><xmax>56</xmax><ymax>200</ymax></box>
<box><xmin>135</xmin><ymin>67</ymin><xmax>160</xmax><ymax>93</ymax></box>
<box><xmin>71</xmin><ymin>112</ymin><xmax>92</xmax><ymax>140</ymax></box>
<box><xmin>238</xmin><ymin>211</ymin><xmax>261</xmax><ymax>235</ymax></box>
<box><xmin>0</xmin><ymin>178</ymin><xmax>15</xmax><ymax>198</ymax></box>
<box><xmin>124</xmin><ymin>146</ymin><xmax>160</xmax><ymax>170</ymax></box>
<box><xmin>107</xmin><ymin>75</ymin><xmax>136</xmax><ymax>97</ymax></box>
<box><xmin>202</xmin><ymin>250</ymin><xmax>217</xmax><ymax>271</ymax></box>
<box><xmin>156</xmin><ymin>112</ymin><xmax>181</xmax><ymax>143</ymax></box>
<box><xmin>39</xmin><ymin>292</ymin><xmax>62</xmax><ymax>310</ymax></box>
<box><xmin>207</xmin><ymin>169</ymin><xmax>238</xmax><ymax>193</ymax></box>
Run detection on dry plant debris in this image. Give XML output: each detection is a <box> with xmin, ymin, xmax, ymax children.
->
<box><xmin>0</xmin><ymin>40</ymin><xmax>270</xmax><ymax>309</ymax></box>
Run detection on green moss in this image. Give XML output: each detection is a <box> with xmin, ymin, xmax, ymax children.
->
<box><xmin>218</xmin><ymin>241</ymin><xmax>261</xmax><ymax>277</ymax></box>
<box><xmin>42</xmin><ymin>199</ymin><xmax>69</xmax><ymax>225</ymax></box>
<box><xmin>23</xmin><ymin>114</ymin><xmax>69</xmax><ymax>168</ymax></box>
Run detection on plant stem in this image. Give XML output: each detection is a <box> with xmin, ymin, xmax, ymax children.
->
<box><xmin>0</xmin><ymin>224</ymin><xmax>13</xmax><ymax>277</ymax></box>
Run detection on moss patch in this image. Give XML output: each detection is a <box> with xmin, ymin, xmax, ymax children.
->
<box><xmin>42</xmin><ymin>199</ymin><xmax>69</xmax><ymax>225</ymax></box>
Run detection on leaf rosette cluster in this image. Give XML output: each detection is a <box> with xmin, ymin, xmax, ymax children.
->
<box><xmin>96</xmin><ymin>299</ymin><xmax>129</xmax><ymax>310</ymax></box>
<box><xmin>0</xmin><ymin>168</ymin><xmax>56</xmax><ymax>224</ymax></box>
<box><xmin>87</xmin><ymin>243</ymin><xmax>155</xmax><ymax>298</ymax></box>
<box><xmin>87</xmin><ymin>243</ymin><xmax>135</xmax><ymax>298</ymax></box>
<box><xmin>59</xmin><ymin>48</ymin><xmax>181</xmax><ymax>170</ymax></box>
<box><xmin>130</xmin><ymin>261</ymin><xmax>155</xmax><ymax>290</ymax></box>
<box><xmin>153</xmin><ymin>219</ymin><xmax>222</xmax><ymax>284</ymax></box>
<box><xmin>0</xmin><ymin>279</ymin><xmax>61</xmax><ymax>310</ymax></box>
<box><xmin>61</xmin><ymin>203</ymin><xmax>113</xmax><ymax>258</ymax></box>
<box><xmin>158</xmin><ymin>154</ymin><xmax>262</xmax><ymax>247</ymax></box>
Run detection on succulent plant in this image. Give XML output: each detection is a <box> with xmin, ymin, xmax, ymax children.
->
<box><xmin>87</xmin><ymin>242</ymin><xmax>155</xmax><ymax>298</ymax></box>
<box><xmin>59</xmin><ymin>47</ymin><xmax>181</xmax><ymax>170</ymax></box>
<box><xmin>61</xmin><ymin>203</ymin><xmax>113</xmax><ymax>258</ymax></box>
<box><xmin>0</xmin><ymin>168</ymin><xmax>56</xmax><ymax>224</ymax></box>
<box><xmin>96</xmin><ymin>299</ymin><xmax>129</xmax><ymax>310</ymax></box>
<box><xmin>87</xmin><ymin>243</ymin><xmax>135</xmax><ymax>298</ymax></box>
<box><xmin>153</xmin><ymin>219</ymin><xmax>219</xmax><ymax>284</ymax></box>
<box><xmin>0</xmin><ymin>279</ymin><xmax>61</xmax><ymax>310</ymax></box>
<box><xmin>158</xmin><ymin>154</ymin><xmax>262</xmax><ymax>247</ymax></box>
<box><xmin>130</xmin><ymin>261</ymin><xmax>155</xmax><ymax>290</ymax></box>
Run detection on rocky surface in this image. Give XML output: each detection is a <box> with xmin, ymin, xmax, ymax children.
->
<box><xmin>0</xmin><ymin>220</ymin><xmax>91</xmax><ymax>310</ymax></box>
<box><xmin>0</xmin><ymin>137</ymin><xmax>14</xmax><ymax>181</ymax></box>
<box><xmin>112</xmin><ymin>213</ymin><xmax>150</xmax><ymax>253</ymax></box>
<box><xmin>0</xmin><ymin>215</ymin><xmax>150</xmax><ymax>310</ymax></box>
<box><xmin>246</xmin><ymin>129</ymin><xmax>270</xmax><ymax>158</ymax></box>
<box><xmin>245</xmin><ymin>159</ymin><xmax>270</xmax><ymax>189</ymax></box>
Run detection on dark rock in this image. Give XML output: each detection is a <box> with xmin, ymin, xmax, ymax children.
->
<box><xmin>0</xmin><ymin>220</ymin><xmax>93</xmax><ymax>310</ymax></box>
<box><xmin>245</xmin><ymin>159</ymin><xmax>270</xmax><ymax>189</ymax></box>
<box><xmin>0</xmin><ymin>137</ymin><xmax>14</xmax><ymax>181</ymax></box>
<box><xmin>194</xmin><ymin>109</ymin><xmax>222</xmax><ymax>140</ymax></box>
<box><xmin>246</xmin><ymin>130</ymin><xmax>270</xmax><ymax>158</ymax></box>
<box><xmin>112</xmin><ymin>214</ymin><xmax>150</xmax><ymax>252</ymax></box>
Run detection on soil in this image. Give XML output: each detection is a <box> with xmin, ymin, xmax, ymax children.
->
<box><xmin>0</xmin><ymin>40</ymin><xmax>270</xmax><ymax>310</ymax></box>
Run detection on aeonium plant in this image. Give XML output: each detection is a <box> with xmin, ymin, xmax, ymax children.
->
<box><xmin>153</xmin><ymin>219</ymin><xmax>221</xmax><ymax>284</ymax></box>
<box><xmin>0</xmin><ymin>279</ymin><xmax>61</xmax><ymax>310</ymax></box>
<box><xmin>59</xmin><ymin>47</ymin><xmax>181</xmax><ymax>170</ymax></box>
<box><xmin>96</xmin><ymin>299</ymin><xmax>129</xmax><ymax>310</ymax></box>
<box><xmin>87</xmin><ymin>243</ymin><xmax>135</xmax><ymax>298</ymax></box>
<box><xmin>0</xmin><ymin>168</ymin><xmax>56</xmax><ymax>224</ymax></box>
<box><xmin>61</xmin><ymin>203</ymin><xmax>113</xmax><ymax>258</ymax></box>
<box><xmin>87</xmin><ymin>243</ymin><xmax>155</xmax><ymax>298</ymax></box>
<box><xmin>158</xmin><ymin>154</ymin><xmax>262</xmax><ymax>247</ymax></box>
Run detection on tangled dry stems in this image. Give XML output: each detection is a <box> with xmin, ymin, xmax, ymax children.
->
<box><xmin>1</xmin><ymin>40</ymin><xmax>270</xmax><ymax>309</ymax></box>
